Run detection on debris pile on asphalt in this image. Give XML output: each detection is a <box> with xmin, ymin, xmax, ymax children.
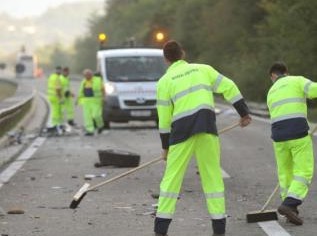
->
<box><xmin>7</xmin><ymin>207</ymin><xmax>24</xmax><ymax>214</ymax></box>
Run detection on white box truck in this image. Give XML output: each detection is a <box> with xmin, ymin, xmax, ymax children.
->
<box><xmin>97</xmin><ymin>48</ymin><xmax>167</xmax><ymax>128</ymax></box>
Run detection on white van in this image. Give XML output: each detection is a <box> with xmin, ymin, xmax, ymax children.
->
<box><xmin>97</xmin><ymin>48</ymin><xmax>167</xmax><ymax>128</ymax></box>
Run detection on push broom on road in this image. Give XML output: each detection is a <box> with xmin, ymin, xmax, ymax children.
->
<box><xmin>246</xmin><ymin>123</ymin><xmax>317</xmax><ymax>223</ymax></box>
<box><xmin>69</xmin><ymin>122</ymin><xmax>240</xmax><ymax>209</ymax></box>
<box><xmin>246</xmin><ymin>184</ymin><xmax>279</xmax><ymax>223</ymax></box>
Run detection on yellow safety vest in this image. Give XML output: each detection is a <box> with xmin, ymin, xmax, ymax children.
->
<box><xmin>267</xmin><ymin>75</ymin><xmax>317</xmax><ymax>141</ymax></box>
<box><xmin>78</xmin><ymin>76</ymin><xmax>103</xmax><ymax>99</ymax></box>
<box><xmin>156</xmin><ymin>60</ymin><xmax>248</xmax><ymax>148</ymax></box>
<box><xmin>47</xmin><ymin>73</ymin><xmax>62</xmax><ymax>98</ymax></box>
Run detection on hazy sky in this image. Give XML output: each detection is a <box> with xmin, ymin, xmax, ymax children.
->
<box><xmin>0</xmin><ymin>0</ymin><xmax>104</xmax><ymax>18</ymax></box>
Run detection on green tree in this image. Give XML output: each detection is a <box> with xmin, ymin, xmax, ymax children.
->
<box><xmin>71</xmin><ymin>0</ymin><xmax>317</xmax><ymax>102</ymax></box>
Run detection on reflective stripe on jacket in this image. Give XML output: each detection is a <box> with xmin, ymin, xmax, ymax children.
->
<box><xmin>267</xmin><ymin>75</ymin><xmax>317</xmax><ymax>141</ymax></box>
<box><xmin>157</xmin><ymin>60</ymin><xmax>249</xmax><ymax>148</ymax></box>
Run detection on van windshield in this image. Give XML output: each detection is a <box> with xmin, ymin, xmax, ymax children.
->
<box><xmin>105</xmin><ymin>56</ymin><xmax>166</xmax><ymax>82</ymax></box>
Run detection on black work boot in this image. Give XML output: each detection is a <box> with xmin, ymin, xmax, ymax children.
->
<box><xmin>154</xmin><ymin>217</ymin><xmax>171</xmax><ymax>236</ymax></box>
<box><xmin>278</xmin><ymin>205</ymin><xmax>303</xmax><ymax>225</ymax></box>
<box><xmin>278</xmin><ymin>197</ymin><xmax>303</xmax><ymax>225</ymax></box>
<box><xmin>286</xmin><ymin>206</ymin><xmax>299</xmax><ymax>224</ymax></box>
<box><xmin>212</xmin><ymin>218</ymin><xmax>226</xmax><ymax>236</ymax></box>
<box><xmin>68</xmin><ymin>120</ymin><xmax>76</xmax><ymax>126</ymax></box>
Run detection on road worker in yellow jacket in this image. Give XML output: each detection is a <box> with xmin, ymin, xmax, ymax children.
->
<box><xmin>154</xmin><ymin>40</ymin><xmax>251</xmax><ymax>236</ymax></box>
<box><xmin>78</xmin><ymin>69</ymin><xmax>105</xmax><ymax>136</ymax></box>
<box><xmin>267</xmin><ymin>61</ymin><xmax>317</xmax><ymax>225</ymax></box>
<box><xmin>93</xmin><ymin>71</ymin><xmax>105</xmax><ymax>128</ymax></box>
<box><xmin>60</xmin><ymin>67</ymin><xmax>76</xmax><ymax>126</ymax></box>
<box><xmin>47</xmin><ymin>66</ymin><xmax>63</xmax><ymax>134</ymax></box>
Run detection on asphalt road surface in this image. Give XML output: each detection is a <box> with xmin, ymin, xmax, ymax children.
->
<box><xmin>0</xmin><ymin>78</ymin><xmax>317</xmax><ymax>236</ymax></box>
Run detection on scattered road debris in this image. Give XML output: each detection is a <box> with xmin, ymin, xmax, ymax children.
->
<box><xmin>84</xmin><ymin>173</ymin><xmax>107</xmax><ymax>180</ymax></box>
<box><xmin>7</xmin><ymin>208</ymin><xmax>25</xmax><ymax>214</ymax></box>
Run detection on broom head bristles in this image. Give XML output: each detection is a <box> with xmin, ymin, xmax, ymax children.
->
<box><xmin>246</xmin><ymin>209</ymin><xmax>278</xmax><ymax>223</ymax></box>
<box><xmin>69</xmin><ymin>183</ymin><xmax>90</xmax><ymax>209</ymax></box>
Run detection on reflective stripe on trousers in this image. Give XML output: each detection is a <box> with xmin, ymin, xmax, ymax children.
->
<box><xmin>156</xmin><ymin>133</ymin><xmax>226</xmax><ymax>220</ymax></box>
<box><xmin>273</xmin><ymin>135</ymin><xmax>314</xmax><ymax>201</ymax></box>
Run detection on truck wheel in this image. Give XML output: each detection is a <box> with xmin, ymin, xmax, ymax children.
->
<box><xmin>97</xmin><ymin>149</ymin><xmax>140</xmax><ymax>167</ymax></box>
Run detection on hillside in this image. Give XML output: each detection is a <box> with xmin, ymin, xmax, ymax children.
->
<box><xmin>0</xmin><ymin>1</ymin><xmax>105</xmax><ymax>57</ymax></box>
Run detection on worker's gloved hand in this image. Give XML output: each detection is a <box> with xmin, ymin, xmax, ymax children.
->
<box><xmin>161</xmin><ymin>149</ymin><xmax>168</xmax><ymax>161</ymax></box>
<box><xmin>240</xmin><ymin>114</ymin><xmax>252</xmax><ymax>127</ymax></box>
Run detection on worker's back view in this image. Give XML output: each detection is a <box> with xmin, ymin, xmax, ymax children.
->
<box><xmin>154</xmin><ymin>40</ymin><xmax>251</xmax><ymax>236</ymax></box>
<box><xmin>267</xmin><ymin>61</ymin><xmax>317</xmax><ymax>225</ymax></box>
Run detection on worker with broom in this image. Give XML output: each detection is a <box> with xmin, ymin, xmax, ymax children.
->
<box><xmin>154</xmin><ymin>40</ymin><xmax>251</xmax><ymax>236</ymax></box>
<box><xmin>267</xmin><ymin>61</ymin><xmax>317</xmax><ymax>225</ymax></box>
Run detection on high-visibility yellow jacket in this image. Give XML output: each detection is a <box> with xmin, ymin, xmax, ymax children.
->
<box><xmin>267</xmin><ymin>75</ymin><xmax>317</xmax><ymax>141</ymax></box>
<box><xmin>47</xmin><ymin>73</ymin><xmax>62</xmax><ymax>98</ymax></box>
<box><xmin>78</xmin><ymin>76</ymin><xmax>104</xmax><ymax>101</ymax></box>
<box><xmin>60</xmin><ymin>75</ymin><xmax>70</xmax><ymax>95</ymax></box>
<box><xmin>156</xmin><ymin>60</ymin><xmax>249</xmax><ymax>149</ymax></box>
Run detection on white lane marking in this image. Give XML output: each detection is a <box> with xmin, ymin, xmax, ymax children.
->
<box><xmin>221</xmin><ymin>168</ymin><xmax>230</xmax><ymax>178</ymax></box>
<box><xmin>0</xmin><ymin>137</ymin><xmax>46</xmax><ymax>189</ymax></box>
<box><xmin>258</xmin><ymin>221</ymin><xmax>291</xmax><ymax>236</ymax></box>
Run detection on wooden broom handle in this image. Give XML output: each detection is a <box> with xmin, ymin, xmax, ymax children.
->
<box><xmin>218</xmin><ymin>122</ymin><xmax>240</xmax><ymax>134</ymax></box>
<box><xmin>88</xmin><ymin>121</ymin><xmax>240</xmax><ymax>191</ymax></box>
<box><xmin>260</xmin><ymin>183</ymin><xmax>279</xmax><ymax>212</ymax></box>
<box><xmin>88</xmin><ymin>156</ymin><xmax>162</xmax><ymax>191</ymax></box>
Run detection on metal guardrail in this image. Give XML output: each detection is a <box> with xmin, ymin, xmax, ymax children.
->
<box><xmin>0</xmin><ymin>78</ymin><xmax>35</xmax><ymax>137</ymax></box>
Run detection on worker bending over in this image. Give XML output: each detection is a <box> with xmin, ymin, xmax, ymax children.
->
<box><xmin>154</xmin><ymin>40</ymin><xmax>251</xmax><ymax>236</ymax></box>
<box><xmin>267</xmin><ymin>61</ymin><xmax>317</xmax><ymax>225</ymax></box>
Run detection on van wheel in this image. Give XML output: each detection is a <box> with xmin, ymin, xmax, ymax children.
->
<box><xmin>97</xmin><ymin>149</ymin><xmax>140</xmax><ymax>167</ymax></box>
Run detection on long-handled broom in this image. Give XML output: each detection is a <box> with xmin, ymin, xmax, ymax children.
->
<box><xmin>69</xmin><ymin>122</ymin><xmax>241</xmax><ymax>209</ymax></box>
<box><xmin>246</xmin><ymin>184</ymin><xmax>279</xmax><ymax>223</ymax></box>
<box><xmin>69</xmin><ymin>156</ymin><xmax>163</xmax><ymax>209</ymax></box>
<box><xmin>246</xmin><ymin>124</ymin><xmax>317</xmax><ymax>223</ymax></box>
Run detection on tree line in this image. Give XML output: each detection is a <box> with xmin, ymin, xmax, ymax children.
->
<box><xmin>70</xmin><ymin>0</ymin><xmax>317</xmax><ymax>102</ymax></box>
